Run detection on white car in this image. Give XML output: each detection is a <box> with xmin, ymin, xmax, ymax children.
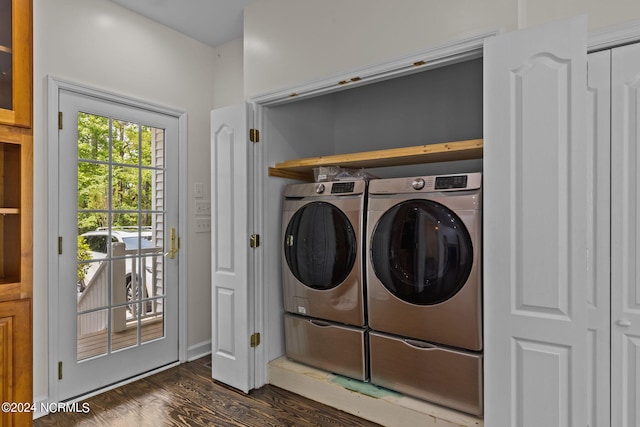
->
<box><xmin>79</xmin><ymin>228</ymin><xmax>159</xmax><ymax>315</ymax></box>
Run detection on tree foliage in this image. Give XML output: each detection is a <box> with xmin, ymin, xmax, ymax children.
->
<box><xmin>77</xmin><ymin>112</ymin><xmax>155</xmax><ymax>235</ymax></box>
<box><xmin>77</xmin><ymin>236</ymin><xmax>91</xmax><ymax>289</ymax></box>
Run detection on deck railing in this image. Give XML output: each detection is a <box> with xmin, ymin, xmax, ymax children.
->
<box><xmin>77</xmin><ymin>243</ymin><xmax>164</xmax><ymax>335</ymax></box>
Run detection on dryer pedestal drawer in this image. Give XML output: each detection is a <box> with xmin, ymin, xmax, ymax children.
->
<box><xmin>285</xmin><ymin>313</ymin><xmax>368</xmax><ymax>381</ymax></box>
<box><xmin>369</xmin><ymin>331</ymin><xmax>483</xmax><ymax>416</ymax></box>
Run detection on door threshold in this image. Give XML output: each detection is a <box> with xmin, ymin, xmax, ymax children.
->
<box><xmin>267</xmin><ymin>356</ymin><xmax>483</xmax><ymax>427</ymax></box>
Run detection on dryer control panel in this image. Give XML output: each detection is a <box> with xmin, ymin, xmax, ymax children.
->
<box><xmin>434</xmin><ymin>175</ymin><xmax>468</xmax><ymax>190</ymax></box>
<box><xmin>369</xmin><ymin>173</ymin><xmax>481</xmax><ymax>195</ymax></box>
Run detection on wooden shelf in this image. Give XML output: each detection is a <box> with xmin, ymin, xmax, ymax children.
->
<box><xmin>0</xmin><ymin>277</ymin><xmax>20</xmax><ymax>287</ymax></box>
<box><xmin>268</xmin><ymin>138</ymin><xmax>483</xmax><ymax>181</ymax></box>
<box><xmin>0</xmin><ymin>208</ymin><xmax>19</xmax><ymax>215</ymax></box>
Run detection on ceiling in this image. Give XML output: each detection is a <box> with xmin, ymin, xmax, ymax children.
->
<box><xmin>108</xmin><ymin>0</ymin><xmax>257</xmax><ymax>47</ymax></box>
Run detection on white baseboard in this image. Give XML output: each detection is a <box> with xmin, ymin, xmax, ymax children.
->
<box><xmin>187</xmin><ymin>340</ymin><xmax>211</xmax><ymax>361</ymax></box>
<box><xmin>32</xmin><ymin>395</ymin><xmax>49</xmax><ymax>420</ymax></box>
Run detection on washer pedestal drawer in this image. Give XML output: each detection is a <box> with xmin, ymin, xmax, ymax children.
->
<box><xmin>285</xmin><ymin>313</ymin><xmax>368</xmax><ymax>381</ymax></box>
<box><xmin>369</xmin><ymin>331</ymin><xmax>483</xmax><ymax>416</ymax></box>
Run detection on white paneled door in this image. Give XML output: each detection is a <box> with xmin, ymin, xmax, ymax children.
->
<box><xmin>211</xmin><ymin>104</ymin><xmax>255</xmax><ymax>393</ymax></box>
<box><xmin>611</xmin><ymin>42</ymin><xmax>640</xmax><ymax>427</ymax></box>
<box><xmin>585</xmin><ymin>49</ymin><xmax>612</xmax><ymax>427</ymax></box>
<box><xmin>57</xmin><ymin>88</ymin><xmax>180</xmax><ymax>400</ymax></box>
<box><xmin>484</xmin><ymin>16</ymin><xmax>588</xmax><ymax>427</ymax></box>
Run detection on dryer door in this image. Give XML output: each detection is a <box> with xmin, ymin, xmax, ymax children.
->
<box><xmin>284</xmin><ymin>201</ymin><xmax>357</xmax><ymax>290</ymax></box>
<box><xmin>370</xmin><ymin>199</ymin><xmax>473</xmax><ymax>305</ymax></box>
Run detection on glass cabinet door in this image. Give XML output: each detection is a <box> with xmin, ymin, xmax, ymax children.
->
<box><xmin>0</xmin><ymin>0</ymin><xmax>31</xmax><ymax>127</ymax></box>
<box><xmin>0</xmin><ymin>0</ymin><xmax>11</xmax><ymax>111</ymax></box>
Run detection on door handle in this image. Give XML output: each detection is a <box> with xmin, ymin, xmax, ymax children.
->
<box><xmin>166</xmin><ymin>227</ymin><xmax>179</xmax><ymax>259</ymax></box>
<box><xmin>616</xmin><ymin>319</ymin><xmax>632</xmax><ymax>327</ymax></box>
<box><xmin>404</xmin><ymin>339</ymin><xmax>437</xmax><ymax>350</ymax></box>
<box><xmin>309</xmin><ymin>319</ymin><xmax>332</xmax><ymax>327</ymax></box>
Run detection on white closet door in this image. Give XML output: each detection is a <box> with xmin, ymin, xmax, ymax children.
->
<box><xmin>586</xmin><ymin>49</ymin><xmax>612</xmax><ymax>427</ymax></box>
<box><xmin>211</xmin><ymin>104</ymin><xmax>254</xmax><ymax>393</ymax></box>
<box><xmin>484</xmin><ymin>16</ymin><xmax>588</xmax><ymax>427</ymax></box>
<box><xmin>611</xmin><ymin>42</ymin><xmax>640</xmax><ymax>427</ymax></box>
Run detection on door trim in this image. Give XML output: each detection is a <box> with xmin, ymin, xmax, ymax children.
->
<box><xmin>589</xmin><ymin>19</ymin><xmax>640</xmax><ymax>52</ymax></box>
<box><xmin>250</xmin><ymin>30</ymin><xmax>499</xmax><ymax>106</ymax></box>
<box><xmin>249</xmin><ymin>18</ymin><xmax>640</xmax><ymax>108</ymax></box>
<box><xmin>45</xmin><ymin>75</ymin><xmax>188</xmax><ymax>404</ymax></box>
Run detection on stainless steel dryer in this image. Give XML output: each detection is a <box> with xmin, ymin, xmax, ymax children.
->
<box><xmin>282</xmin><ymin>180</ymin><xmax>368</xmax><ymax>381</ymax></box>
<box><xmin>282</xmin><ymin>180</ymin><xmax>367</xmax><ymax>327</ymax></box>
<box><xmin>365</xmin><ymin>172</ymin><xmax>483</xmax><ymax>414</ymax></box>
<box><xmin>366</xmin><ymin>173</ymin><xmax>482</xmax><ymax>350</ymax></box>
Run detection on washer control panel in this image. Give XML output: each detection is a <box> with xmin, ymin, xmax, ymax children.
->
<box><xmin>331</xmin><ymin>182</ymin><xmax>355</xmax><ymax>194</ymax></box>
<box><xmin>284</xmin><ymin>180</ymin><xmax>366</xmax><ymax>198</ymax></box>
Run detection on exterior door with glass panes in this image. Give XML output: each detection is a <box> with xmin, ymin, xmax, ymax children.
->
<box><xmin>57</xmin><ymin>89</ymin><xmax>179</xmax><ymax>400</ymax></box>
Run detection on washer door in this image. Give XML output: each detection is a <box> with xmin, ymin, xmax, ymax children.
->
<box><xmin>284</xmin><ymin>201</ymin><xmax>357</xmax><ymax>290</ymax></box>
<box><xmin>370</xmin><ymin>199</ymin><xmax>473</xmax><ymax>305</ymax></box>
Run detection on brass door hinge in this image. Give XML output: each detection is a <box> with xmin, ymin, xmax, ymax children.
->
<box><xmin>250</xmin><ymin>234</ymin><xmax>260</xmax><ymax>248</ymax></box>
<box><xmin>58</xmin><ymin>236</ymin><xmax>63</xmax><ymax>254</ymax></box>
<box><xmin>58</xmin><ymin>361</ymin><xmax>63</xmax><ymax>380</ymax></box>
<box><xmin>249</xmin><ymin>128</ymin><xmax>260</xmax><ymax>143</ymax></box>
<box><xmin>250</xmin><ymin>333</ymin><xmax>261</xmax><ymax>348</ymax></box>
<box><xmin>58</xmin><ymin>111</ymin><xmax>63</xmax><ymax>130</ymax></box>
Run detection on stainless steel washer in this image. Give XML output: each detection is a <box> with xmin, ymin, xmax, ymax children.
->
<box><xmin>281</xmin><ymin>180</ymin><xmax>368</xmax><ymax>381</ymax></box>
<box><xmin>282</xmin><ymin>180</ymin><xmax>366</xmax><ymax>327</ymax></box>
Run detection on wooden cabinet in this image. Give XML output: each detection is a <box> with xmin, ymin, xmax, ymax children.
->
<box><xmin>0</xmin><ymin>299</ymin><xmax>31</xmax><ymax>426</ymax></box>
<box><xmin>0</xmin><ymin>1</ymin><xmax>31</xmax><ymax>425</ymax></box>
<box><xmin>0</xmin><ymin>0</ymin><xmax>32</xmax><ymax>128</ymax></box>
<box><xmin>0</xmin><ymin>125</ymin><xmax>31</xmax><ymax>302</ymax></box>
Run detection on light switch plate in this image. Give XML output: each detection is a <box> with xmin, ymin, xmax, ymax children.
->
<box><xmin>195</xmin><ymin>218</ymin><xmax>211</xmax><ymax>233</ymax></box>
<box><xmin>194</xmin><ymin>182</ymin><xmax>204</xmax><ymax>198</ymax></box>
<box><xmin>195</xmin><ymin>200</ymin><xmax>211</xmax><ymax>215</ymax></box>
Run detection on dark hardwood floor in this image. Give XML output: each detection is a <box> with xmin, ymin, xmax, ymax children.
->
<box><xmin>33</xmin><ymin>356</ymin><xmax>381</xmax><ymax>427</ymax></box>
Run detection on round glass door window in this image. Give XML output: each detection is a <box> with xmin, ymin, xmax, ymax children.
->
<box><xmin>370</xmin><ymin>199</ymin><xmax>473</xmax><ymax>305</ymax></box>
<box><xmin>284</xmin><ymin>201</ymin><xmax>357</xmax><ymax>290</ymax></box>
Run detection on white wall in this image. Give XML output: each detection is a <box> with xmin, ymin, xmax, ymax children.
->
<box><xmin>213</xmin><ymin>38</ymin><xmax>244</xmax><ymax>110</ymax></box>
<box><xmin>33</xmin><ymin>0</ymin><xmax>216</xmax><ymax>401</ymax></box>
<box><xmin>523</xmin><ymin>0</ymin><xmax>640</xmax><ymax>30</ymax></box>
<box><xmin>243</xmin><ymin>0</ymin><xmax>640</xmax><ymax>98</ymax></box>
<box><xmin>243</xmin><ymin>0</ymin><xmax>516</xmax><ymax>97</ymax></box>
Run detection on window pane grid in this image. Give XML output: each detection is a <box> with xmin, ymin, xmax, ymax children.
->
<box><xmin>76</xmin><ymin>112</ymin><xmax>166</xmax><ymax>361</ymax></box>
